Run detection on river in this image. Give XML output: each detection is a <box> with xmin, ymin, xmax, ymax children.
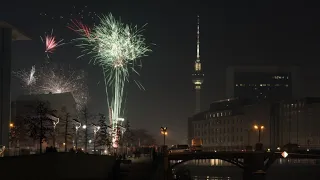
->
<box><xmin>172</xmin><ymin>159</ymin><xmax>320</xmax><ymax>180</ymax></box>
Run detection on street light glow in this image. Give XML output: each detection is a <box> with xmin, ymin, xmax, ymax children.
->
<box><xmin>281</xmin><ymin>151</ymin><xmax>288</xmax><ymax>158</ymax></box>
<box><xmin>253</xmin><ymin>125</ymin><xmax>264</xmax><ymax>130</ymax></box>
<box><xmin>9</xmin><ymin>123</ymin><xmax>14</xmax><ymax>128</ymax></box>
<box><xmin>82</xmin><ymin>125</ymin><xmax>87</xmax><ymax>129</ymax></box>
<box><xmin>161</xmin><ymin>131</ymin><xmax>168</xmax><ymax>135</ymax></box>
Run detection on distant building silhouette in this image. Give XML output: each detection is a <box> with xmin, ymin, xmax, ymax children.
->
<box><xmin>226</xmin><ymin>66</ymin><xmax>302</xmax><ymax>101</ymax></box>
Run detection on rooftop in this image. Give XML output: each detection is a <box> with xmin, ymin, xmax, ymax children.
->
<box><xmin>16</xmin><ymin>92</ymin><xmax>77</xmax><ymax>116</ymax></box>
<box><xmin>0</xmin><ymin>21</ymin><xmax>31</xmax><ymax>40</ymax></box>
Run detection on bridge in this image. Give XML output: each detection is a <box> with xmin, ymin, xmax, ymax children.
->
<box><xmin>165</xmin><ymin>151</ymin><xmax>320</xmax><ymax>180</ymax></box>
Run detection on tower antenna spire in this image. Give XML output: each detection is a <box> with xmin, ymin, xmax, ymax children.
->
<box><xmin>197</xmin><ymin>15</ymin><xmax>200</xmax><ymax>62</ymax></box>
<box><xmin>192</xmin><ymin>15</ymin><xmax>204</xmax><ymax>114</ymax></box>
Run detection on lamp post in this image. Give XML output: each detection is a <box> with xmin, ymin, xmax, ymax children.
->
<box><xmin>254</xmin><ymin>125</ymin><xmax>265</xmax><ymax>143</ymax></box>
<box><xmin>82</xmin><ymin>124</ymin><xmax>88</xmax><ymax>152</ymax></box>
<box><xmin>92</xmin><ymin>124</ymin><xmax>100</xmax><ymax>154</ymax></box>
<box><xmin>73</xmin><ymin>119</ymin><xmax>81</xmax><ymax>150</ymax></box>
<box><xmin>9</xmin><ymin>123</ymin><xmax>14</xmax><ymax>151</ymax></box>
<box><xmin>160</xmin><ymin>127</ymin><xmax>168</xmax><ymax>146</ymax></box>
<box><xmin>52</xmin><ymin>117</ymin><xmax>59</xmax><ymax>148</ymax></box>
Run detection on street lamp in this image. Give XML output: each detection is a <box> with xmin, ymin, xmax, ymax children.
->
<box><xmin>9</xmin><ymin>123</ymin><xmax>14</xmax><ymax>150</ymax></box>
<box><xmin>73</xmin><ymin>119</ymin><xmax>81</xmax><ymax>150</ymax></box>
<box><xmin>253</xmin><ymin>125</ymin><xmax>264</xmax><ymax>143</ymax></box>
<box><xmin>160</xmin><ymin>127</ymin><xmax>168</xmax><ymax>146</ymax></box>
<box><xmin>52</xmin><ymin>117</ymin><xmax>59</xmax><ymax>148</ymax></box>
<box><xmin>81</xmin><ymin>124</ymin><xmax>88</xmax><ymax>152</ymax></box>
<box><xmin>92</xmin><ymin>124</ymin><xmax>100</xmax><ymax>154</ymax></box>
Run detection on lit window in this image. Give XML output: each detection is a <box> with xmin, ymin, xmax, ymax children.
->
<box><xmin>195</xmin><ymin>62</ymin><xmax>201</xmax><ymax>71</ymax></box>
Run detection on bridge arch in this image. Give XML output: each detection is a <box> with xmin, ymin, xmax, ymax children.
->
<box><xmin>170</xmin><ymin>156</ymin><xmax>244</xmax><ymax>169</ymax></box>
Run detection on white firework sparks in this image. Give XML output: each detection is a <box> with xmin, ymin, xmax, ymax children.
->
<box><xmin>75</xmin><ymin>13</ymin><xmax>151</xmax><ymax>147</ymax></box>
<box><xmin>15</xmin><ymin>64</ymin><xmax>88</xmax><ymax>111</ymax></box>
<box><xmin>13</xmin><ymin>65</ymin><xmax>37</xmax><ymax>94</ymax></box>
<box><xmin>36</xmin><ymin>65</ymin><xmax>89</xmax><ymax>110</ymax></box>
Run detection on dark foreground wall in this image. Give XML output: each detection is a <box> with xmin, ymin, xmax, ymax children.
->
<box><xmin>0</xmin><ymin>153</ymin><xmax>117</xmax><ymax>180</ymax></box>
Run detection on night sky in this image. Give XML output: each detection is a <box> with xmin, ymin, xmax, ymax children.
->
<box><xmin>1</xmin><ymin>1</ymin><xmax>320</xmax><ymax>143</ymax></box>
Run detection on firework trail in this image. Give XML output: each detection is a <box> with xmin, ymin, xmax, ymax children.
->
<box><xmin>13</xmin><ymin>65</ymin><xmax>37</xmax><ymax>94</ymax></box>
<box><xmin>75</xmin><ymin>13</ymin><xmax>151</xmax><ymax>147</ymax></box>
<box><xmin>67</xmin><ymin>19</ymin><xmax>91</xmax><ymax>38</ymax></box>
<box><xmin>40</xmin><ymin>30</ymin><xmax>65</xmax><ymax>57</ymax></box>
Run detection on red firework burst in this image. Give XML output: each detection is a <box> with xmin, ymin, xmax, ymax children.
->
<box><xmin>41</xmin><ymin>30</ymin><xmax>64</xmax><ymax>54</ymax></box>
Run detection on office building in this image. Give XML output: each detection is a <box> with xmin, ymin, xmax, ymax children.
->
<box><xmin>226</xmin><ymin>66</ymin><xmax>302</xmax><ymax>101</ymax></box>
<box><xmin>188</xmin><ymin>98</ymin><xmax>320</xmax><ymax>150</ymax></box>
<box><xmin>0</xmin><ymin>21</ymin><xmax>30</xmax><ymax>149</ymax></box>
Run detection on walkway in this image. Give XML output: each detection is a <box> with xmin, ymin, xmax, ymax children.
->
<box><xmin>120</xmin><ymin>156</ymin><xmax>155</xmax><ymax>180</ymax></box>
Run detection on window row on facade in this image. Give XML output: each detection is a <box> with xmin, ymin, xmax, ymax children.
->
<box><xmin>194</xmin><ymin>118</ymin><xmax>243</xmax><ymax>128</ymax></box>
<box><xmin>198</xmin><ymin>135</ymin><xmax>244</xmax><ymax>145</ymax></box>
<box><xmin>236</xmin><ymin>84</ymin><xmax>289</xmax><ymax>87</ymax></box>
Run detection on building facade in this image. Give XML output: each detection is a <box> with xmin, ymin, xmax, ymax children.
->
<box><xmin>226</xmin><ymin>66</ymin><xmax>302</xmax><ymax>101</ymax></box>
<box><xmin>277</xmin><ymin>98</ymin><xmax>320</xmax><ymax>149</ymax></box>
<box><xmin>0</xmin><ymin>22</ymin><xmax>30</xmax><ymax>149</ymax></box>
<box><xmin>188</xmin><ymin>98</ymin><xmax>320</xmax><ymax>150</ymax></box>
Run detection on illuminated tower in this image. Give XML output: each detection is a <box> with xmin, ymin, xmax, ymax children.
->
<box><xmin>192</xmin><ymin>15</ymin><xmax>204</xmax><ymax>114</ymax></box>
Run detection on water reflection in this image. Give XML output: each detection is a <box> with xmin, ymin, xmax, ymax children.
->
<box><xmin>172</xmin><ymin>159</ymin><xmax>320</xmax><ymax>180</ymax></box>
<box><xmin>171</xmin><ymin>159</ymin><xmax>234</xmax><ymax>166</ymax></box>
<box><xmin>171</xmin><ymin>158</ymin><xmax>319</xmax><ymax>167</ymax></box>
<box><xmin>193</xmin><ymin>176</ymin><xmax>231</xmax><ymax>180</ymax></box>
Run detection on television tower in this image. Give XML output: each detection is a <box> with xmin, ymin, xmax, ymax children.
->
<box><xmin>192</xmin><ymin>15</ymin><xmax>204</xmax><ymax>114</ymax></box>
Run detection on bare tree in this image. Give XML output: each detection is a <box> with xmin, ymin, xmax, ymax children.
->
<box><xmin>80</xmin><ymin>106</ymin><xmax>90</xmax><ymax>152</ymax></box>
<box><xmin>24</xmin><ymin>101</ymin><xmax>55</xmax><ymax>154</ymax></box>
<box><xmin>130</xmin><ymin>129</ymin><xmax>156</xmax><ymax>147</ymax></box>
<box><xmin>96</xmin><ymin>114</ymin><xmax>111</xmax><ymax>151</ymax></box>
<box><xmin>63</xmin><ymin>112</ymin><xmax>71</xmax><ymax>152</ymax></box>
